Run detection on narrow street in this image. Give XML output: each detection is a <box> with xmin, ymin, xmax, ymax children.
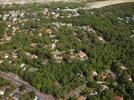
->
<box><xmin>0</xmin><ymin>71</ymin><xmax>55</xmax><ymax>100</ymax></box>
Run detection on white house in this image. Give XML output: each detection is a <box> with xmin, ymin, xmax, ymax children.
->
<box><xmin>0</xmin><ymin>90</ymin><xmax>4</xmax><ymax>95</ymax></box>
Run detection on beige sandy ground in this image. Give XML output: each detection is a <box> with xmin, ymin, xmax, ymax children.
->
<box><xmin>0</xmin><ymin>0</ymin><xmax>81</xmax><ymax>4</ymax></box>
<box><xmin>0</xmin><ymin>0</ymin><xmax>134</xmax><ymax>9</ymax></box>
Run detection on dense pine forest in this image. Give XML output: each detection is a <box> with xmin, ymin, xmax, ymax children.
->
<box><xmin>0</xmin><ymin>2</ymin><xmax>134</xmax><ymax>100</ymax></box>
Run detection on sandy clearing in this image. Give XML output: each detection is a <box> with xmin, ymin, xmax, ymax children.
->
<box><xmin>0</xmin><ymin>0</ymin><xmax>80</xmax><ymax>4</ymax></box>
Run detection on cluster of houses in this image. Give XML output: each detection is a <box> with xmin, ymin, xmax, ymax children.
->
<box><xmin>0</xmin><ymin>5</ymin><xmax>94</xmax><ymax>72</ymax></box>
<box><xmin>0</xmin><ymin>5</ymin><xmax>84</xmax><ymax>45</ymax></box>
<box><xmin>43</xmin><ymin>7</ymin><xmax>80</xmax><ymax>19</ymax></box>
<box><xmin>77</xmin><ymin>95</ymin><xmax>124</xmax><ymax>100</ymax></box>
<box><xmin>74</xmin><ymin>63</ymin><xmax>133</xmax><ymax>100</ymax></box>
<box><xmin>0</xmin><ymin>6</ymin><xmax>108</xmax><ymax>86</ymax></box>
<box><xmin>75</xmin><ymin>68</ymin><xmax>130</xmax><ymax>100</ymax></box>
<box><xmin>0</xmin><ymin>83</ymin><xmax>38</xmax><ymax>100</ymax></box>
<box><xmin>51</xmin><ymin>49</ymin><xmax>88</xmax><ymax>63</ymax></box>
<box><xmin>0</xmin><ymin>10</ymin><xmax>22</xmax><ymax>44</ymax></box>
<box><xmin>118</xmin><ymin>15</ymin><xmax>134</xmax><ymax>24</ymax></box>
<box><xmin>0</xmin><ymin>49</ymin><xmax>19</xmax><ymax>63</ymax></box>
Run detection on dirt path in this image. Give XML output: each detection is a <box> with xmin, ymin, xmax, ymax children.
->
<box><xmin>0</xmin><ymin>71</ymin><xmax>55</xmax><ymax>100</ymax></box>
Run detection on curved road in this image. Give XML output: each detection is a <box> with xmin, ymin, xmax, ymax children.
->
<box><xmin>84</xmin><ymin>0</ymin><xmax>134</xmax><ymax>9</ymax></box>
<box><xmin>0</xmin><ymin>71</ymin><xmax>55</xmax><ymax>100</ymax></box>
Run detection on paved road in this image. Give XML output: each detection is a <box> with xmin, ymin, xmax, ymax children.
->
<box><xmin>0</xmin><ymin>71</ymin><xmax>55</xmax><ymax>100</ymax></box>
<box><xmin>84</xmin><ymin>0</ymin><xmax>134</xmax><ymax>9</ymax></box>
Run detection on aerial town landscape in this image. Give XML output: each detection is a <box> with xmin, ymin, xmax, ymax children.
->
<box><xmin>0</xmin><ymin>0</ymin><xmax>134</xmax><ymax>100</ymax></box>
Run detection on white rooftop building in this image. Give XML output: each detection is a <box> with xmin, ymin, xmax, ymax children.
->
<box><xmin>0</xmin><ymin>90</ymin><xmax>4</xmax><ymax>96</ymax></box>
